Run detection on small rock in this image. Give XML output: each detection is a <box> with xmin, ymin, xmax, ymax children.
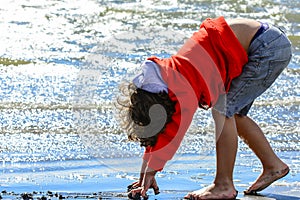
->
<box><xmin>21</xmin><ymin>193</ymin><xmax>33</xmax><ymax>200</ymax></box>
<box><xmin>41</xmin><ymin>195</ymin><xmax>47</xmax><ymax>200</ymax></box>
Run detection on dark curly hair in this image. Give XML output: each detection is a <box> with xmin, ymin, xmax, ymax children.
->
<box><xmin>116</xmin><ymin>82</ymin><xmax>176</xmax><ymax>147</ymax></box>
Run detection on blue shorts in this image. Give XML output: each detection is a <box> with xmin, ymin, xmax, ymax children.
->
<box><xmin>214</xmin><ymin>24</ymin><xmax>292</xmax><ymax>117</ymax></box>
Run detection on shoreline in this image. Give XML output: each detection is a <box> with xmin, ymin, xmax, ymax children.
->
<box><xmin>1</xmin><ymin>187</ymin><xmax>300</xmax><ymax>200</ymax></box>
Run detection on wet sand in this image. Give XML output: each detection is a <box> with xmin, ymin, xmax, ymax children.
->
<box><xmin>1</xmin><ymin>167</ymin><xmax>299</xmax><ymax>200</ymax></box>
<box><xmin>1</xmin><ymin>188</ymin><xmax>300</xmax><ymax>200</ymax></box>
<box><xmin>1</xmin><ymin>152</ymin><xmax>299</xmax><ymax>200</ymax></box>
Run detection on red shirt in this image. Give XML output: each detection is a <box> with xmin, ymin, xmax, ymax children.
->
<box><xmin>143</xmin><ymin>16</ymin><xmax>248</xmax><ymax>171</ymax></box>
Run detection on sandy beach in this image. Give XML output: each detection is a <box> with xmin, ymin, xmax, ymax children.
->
<box><xmin>1</xmin><ymin>186</ymin><xmax>299</xmax><ymax>199</ymax></box>
<box><xmin>1</xmin><ymin>152</ymin><xmax>299</xmax><ymax>199</ymax></box>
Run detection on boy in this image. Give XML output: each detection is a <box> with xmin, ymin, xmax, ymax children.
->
<box><xmin>117</xmin><ymin>16</ymin><xmax>292</xmax><ymax>199</ymax></box>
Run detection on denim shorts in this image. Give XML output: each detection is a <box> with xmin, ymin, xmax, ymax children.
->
<box><xmin>214</xmin><ymin>24</ymin><xmax>292</xmax><ymax>117</ymax></box>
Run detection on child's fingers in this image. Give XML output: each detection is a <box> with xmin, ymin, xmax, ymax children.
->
<box><xmin>131</xmin><ymin>181</ymin><xmax>140</xmax><ymax>188</ymax></box>
<box><xmin>128</xmin><ymin>187</ymin><xmax>143</xmax><ymax>199</ymax></box>
<box><xmin>150</xmin><ymin>179</ymin><xmax>160</xmax><ymax>195</ymax></box>
<box><xmin>130</xmin><ymin>187</ymin><xmax>142</xmax><ymax>194</ymax></box>
<box><xmin>127</xmin><ymin>183</ymin><xmax>134</xmax><ymax>191</ymax></box>
<box><xmin>152</xmin><ymin>186</ymin><xmax>160</xmax><ymax>195</ymax></box>
<box><xmin>127</xmin><ymin>181</ymin><xmax>140</xmax><ymax>192</ymax></box>
<box><xmin>141</xmin><ymin>186</ymin><xmax>148</xmax><ymax>197</ymax></box>
<box><xmin>141</xmin><ymin>181</ymin><xmax>159</xmax><ymax>197</ymax></box>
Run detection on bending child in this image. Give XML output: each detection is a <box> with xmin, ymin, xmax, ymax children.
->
<box><xmin>117</xmin><ymin>16</ymin><xmax>292</xmax><ymax>199</ymax></box>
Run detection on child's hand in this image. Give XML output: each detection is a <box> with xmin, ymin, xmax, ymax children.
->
<box><xmin>127</xmin><ymin>181</ymin><xmax>141</xmax><ymax>191</ymax></box>
<box><xmin>128</xmin><ymin>167</ymin><xmax>160</xmax><ymax>199</ymax></box>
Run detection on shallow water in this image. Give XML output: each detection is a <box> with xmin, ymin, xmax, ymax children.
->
<box><xmin>0</xmin><ymin>0</ymin><xmax>299</xmax><ymax>198</ymax></box>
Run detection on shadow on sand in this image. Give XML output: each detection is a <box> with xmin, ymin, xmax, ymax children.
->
<box><xmin>240</xmin><ymin>193</ymin><xmax>300</xmax><ymax>200</ymax></box>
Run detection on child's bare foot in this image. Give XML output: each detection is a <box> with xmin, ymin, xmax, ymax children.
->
<box><xmin>184</xmin><ymin>184</ymin><xmax>238</xmax><ymax>200</ymax></box>
<box><xmin>244</xmin><ymin>165</ymin><xmax>289</xmax><ymax>195</ymax></box>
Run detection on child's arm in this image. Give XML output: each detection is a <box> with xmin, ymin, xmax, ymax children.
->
<box><xmin>144</xmin><ymin>89</ymin><xmax>198</xmax><ymax>171</ymax></box>
<box><xmin>128</xmin><ymin>159</ymin><xmax>147</xmax><ymax>189</ymax></box>
<box><xmin>142</xmin><ymin>56</ymin><xmax>201</xmax><ymax>171</ymax></box>
<box><xmin>128</xmin><ymin>90</ymin><xmax>198</xmax><ymax>198</ymax></box>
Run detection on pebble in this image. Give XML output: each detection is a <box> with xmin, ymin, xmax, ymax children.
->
<box><xmin>21</xmin><ymin>193</ymin><xmax>33</xmax><ymax>200</ymax></box>
<box><xmin>0</xmin><ymin>190</ymin><xmax>127</xmax><ymax>199</ymax></box>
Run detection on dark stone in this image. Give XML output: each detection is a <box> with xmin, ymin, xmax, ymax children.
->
<box><xmin>21</xmin><ymin>193</ymin><xmax>33</xmax><ymax>200</ymax></box>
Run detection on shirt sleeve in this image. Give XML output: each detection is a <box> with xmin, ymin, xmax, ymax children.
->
<box><xmin>142</xmin><ymin>64</ymin><xmax>199</xmax><ymax>171</ymax></box>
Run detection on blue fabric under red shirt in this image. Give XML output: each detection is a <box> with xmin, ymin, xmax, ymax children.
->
<box><xmin>143</xmin><ymin>16</ymin><xmax>248</xmax><ymax>171</ymax></box>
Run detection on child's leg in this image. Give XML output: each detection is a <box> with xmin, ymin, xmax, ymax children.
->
<box><xmin>185</xmin><ymin>109</ymin><xmax>238</xmax><ymax>199</ymax></box>
<box><xmin>214</xmin><ymin>109</ymin><xmax>237</xmax><ymax>189</ymax></box>
<box><xmin>234</xmin><ymin>115</ymin><xmax>289</xmax><ymax>193</ymax></box>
